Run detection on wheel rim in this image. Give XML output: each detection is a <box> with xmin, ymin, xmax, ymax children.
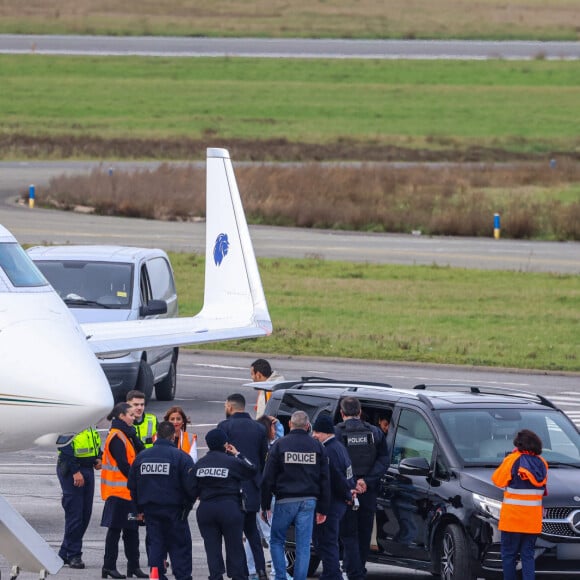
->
<box><xmin>169</xmin><ymin>362</ymin><xmax>176</xmax><ymax>397</ymax></box>
<box><xmin>285</xmin><ymin>549</ymin><xmax>295</xmax><ymax>573</ymax></box>
<box><xmin>441</xmin><ymin>531</ymin><xmax>455</xmax><ymax>580</ymax></box>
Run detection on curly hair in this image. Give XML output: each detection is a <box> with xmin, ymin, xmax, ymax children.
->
<box><xmin>513</xmin><ymin>429</ymin><xmax>543</xmax><ymax>455</ymax></box>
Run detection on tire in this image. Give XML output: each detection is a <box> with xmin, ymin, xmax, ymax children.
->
<box><xmin>284</xmin><ymin>549</ymin><xmax>320</xmax><ymax>577</ymax></box>
<box><xmin>135</xmin><ymin>359</ymin><xmax>154</xmax><ymax>401</ymax></box>
<box><xmin>438</xmin><ymin>523</ymin><xmax>474</xmax><ymax>580</ymax></box>
<box><xmin>155</xmin><ymin>355</ymin><xmax>177</xmax><ymax>401</ymax></box>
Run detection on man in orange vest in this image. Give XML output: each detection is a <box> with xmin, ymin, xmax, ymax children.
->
<box><xmin>492</xmin><ymin>429</ymin><xmax>548</xmax><ymax>580</ymax></box>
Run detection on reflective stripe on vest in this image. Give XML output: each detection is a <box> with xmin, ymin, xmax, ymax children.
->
<box><xmin>101</xmin><ymin>429</ymin><xmax>136</xmax><ymax>501</ymax></box>
<box><xmin>135</xmin><ymin>414</ymin><xmax>156</xmax><ymax>448</ymax></box>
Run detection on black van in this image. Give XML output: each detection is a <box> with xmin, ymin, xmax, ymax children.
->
<box><xmin>262</xmin><ymin>379</ymin><xmax>580</xmax><ymax>579</ymax></box>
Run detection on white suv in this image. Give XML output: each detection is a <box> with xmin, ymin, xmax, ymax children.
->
<box><xmin>27</xmin><ymin>245</ymin><xmax>179</xmax><ymax>402</ymax></box>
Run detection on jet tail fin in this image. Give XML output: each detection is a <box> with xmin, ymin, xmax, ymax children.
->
<box><xmin>83</xmin><ymin>147</ymin><xmax>272</xmax><ymax>355</ymax></box>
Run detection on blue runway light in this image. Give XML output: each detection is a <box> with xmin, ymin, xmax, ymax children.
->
<box><xmin>494</xmin><ymin>213</ymin><xmax>501</xmax><ymax>239</ymax></box>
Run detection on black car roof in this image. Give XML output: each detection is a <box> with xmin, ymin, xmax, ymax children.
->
<box><xmin>271</xmin><ymin>378</ymin><xmax>557</xmax><ymax>411</ymax></box>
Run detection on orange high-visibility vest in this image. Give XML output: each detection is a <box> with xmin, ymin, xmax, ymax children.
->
<box><xmin>177</xmin><ymin>431</ymin><xmax>198</xmax><ymax>462</ymax></box>
<box><xmin>101</xmin><ymin>429</ymin><xmax>136</xmax><ymax>501</ymax></box>
<box><xmin>492</xmin><ymin>451</ymin><xmax>548</xmax><ymax>534</ymax></box>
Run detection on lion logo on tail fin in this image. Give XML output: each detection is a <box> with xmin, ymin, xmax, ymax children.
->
<box><xmin>213</xmin><ymin>233</ymin><xmax>230</xmax><ymax>266</ymax></box>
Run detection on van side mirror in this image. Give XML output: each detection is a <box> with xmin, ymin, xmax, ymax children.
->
<box><xmin>140</xmin><ymin>299</ymin><xmax>167</xmax><ymax>317</ymax></box>
<box><xmin>398</xmin><ymin>456</ymin><xmax>430</xmax><ymax>476</ymax></box>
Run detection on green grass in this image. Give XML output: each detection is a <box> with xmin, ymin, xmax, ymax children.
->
<box><xmin>170</xmin><ymin>253</ymin><xmax>580</xmax><ymax>372</ymax></box>
<box><xmin>1</xmin><ymin>56</ymin><xmax>579</xmax><ymax>155</ymax></box>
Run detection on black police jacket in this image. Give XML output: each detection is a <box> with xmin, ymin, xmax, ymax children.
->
<box><xmin>217</xmin><ymin>412</ymin><xmax>268</xmax><ymax>511</ymax></box>
<box><xmin>335</xmin><ymin>418</ymin><xmax>389</xmax><ymax>490</ymax></box>
<box><xmin>261</xmin><ymin>429</ymin><xmax>331</xmax><ymax>515</ymax></box>
<box><xmin>323</xmin><ymin>435</ymin><xmax>356</xmax><ymax>504</ymax></box>
<box><xmin>192</xmin><ymin>449</ymin><xmax>257</xmax><ymax>503</ymax></box>
<box><xmin>128</xmin><ymin>438</ymin><xmax>195</xmax><ymax>509</ymax></box>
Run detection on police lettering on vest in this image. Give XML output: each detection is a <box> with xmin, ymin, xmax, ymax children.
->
<box><xmin>284</xmin><ymin>451</ymin><xmax>317</xmax><ymax>464</ymax></box>
<box><xmin>197</xmin><ymin>467</ymin><xmax>229</xmax><ymax>478</ymax></box>
<box><xmin>336</xmin><ymin>421</ymin><xmax>378</xmax><ymax>478</ymax></box>
<box><xmin>140</xmin><ymin>462</ymin><xmax>170</xmax><ymax>475</ymax></box>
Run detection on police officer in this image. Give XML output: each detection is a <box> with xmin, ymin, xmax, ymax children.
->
<box><xmin>192</xmin><ymin>428</ymin><xmax>257</xmax><ymax>580</ymax></box>
<box><xmin>261</xmin><ymin>410</ymin><xmax>331</xmax><ymax>580</ymax></box>
<box><xmin>56</xmin><ymin>426</ymin><xmax>102</xmax><ymax>569</ymax></box>
<box><xmin>128</xmin><ymin>421</ymin><xmax>196</xmax><ymax>580</ymax></box>
<box><xmin>311</xmin><ymin>414</ymin><xmax>356</xmax><ymax>580</ymax></box>
<box><xmin>335</xmin><ymin>397</ymin><xmax>388</xmax><ymax>580</ymax></box>
<box><xmin>127</xmin><ymin>390</ymin><xmax>158</xmax><ymax>449</ymax></box>
<box><xmin>218</xmin><ymin>393</ymin><xmax>269</xmax><ymax>580</ymax></box>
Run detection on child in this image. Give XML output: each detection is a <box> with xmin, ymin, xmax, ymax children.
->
<box><xmin>491</xmin><ymin>429</ymin><xmax>548</xmax><ymax>580</ymax></box>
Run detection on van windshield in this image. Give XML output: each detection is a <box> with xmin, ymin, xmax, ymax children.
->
<box><xmin>34</xmin><ymin>260</ymin><xmax>133</xmax><ymax>309</ymax></box>
<box><xmin>437</xmin><ymin>408</ymin><xmax>580</xmax><ymax>467</ymax></box>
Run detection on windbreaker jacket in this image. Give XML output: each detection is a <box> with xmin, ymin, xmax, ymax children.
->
<box><xmin>261</xmin><ymin>429</ymin><xmax>331</xmax><ymax>515</ymax></box>
<box><xmin>492</xmin><ymin>450</ymin><xmax>548</xmax><ymax>534</ymax></box>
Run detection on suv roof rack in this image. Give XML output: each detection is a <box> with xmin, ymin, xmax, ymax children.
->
<box><xmin>412</xmin><ymin>383</ymin><xmax>557</xmax><ymax>409</ymax></box>
<box><xmin>290</xmin><ymin>377</ymin><xmax>393</xmax><ymax>391</ymax></box>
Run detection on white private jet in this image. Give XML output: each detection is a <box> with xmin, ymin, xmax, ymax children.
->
<box><xmin>0</xmin><ymin>148</ymin><xmax>272</xmax><ymax>577</ymax></box>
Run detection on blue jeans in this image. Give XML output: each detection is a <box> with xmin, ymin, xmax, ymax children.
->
<box><xmin>270</xmin><ymin>498</ymin><xmax>316</xmax><ymax>580</ymax></box>
<box><xmin>501</xmin><ymin>531</ymin><xmax>537</xmax><ymax>580</ymax></box>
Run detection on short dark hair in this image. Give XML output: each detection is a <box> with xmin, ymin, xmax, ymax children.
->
<box><xmin>227</xmin><ymin>393</ymin><xmax>246</xmax><ymax>411</ymax></box>
<box><xmin>513</xmin><ymin>429</ymin><xmax>542</xmax><ymax>455</ymax></box>
<box><xmin>251</xmin><ymin>358</ymin><xmax>272</xmax><ymax>378</ymax></box>
<box><xmin>107</xmin><ymin>402</ymin><xmax>131</xmax><ymax>421</ymax></box>
<box><xmin>340</xmin><ymin>396</ymin><xmax>361</xmax><ymax>417</ymax></box>
<box><xmin>157</xmin><ymin>421</ymin><xmax>176</xmax><ymax>440</ymax></box>
<box><xmin>126</xmin><ymin>390</ymin><xmax>146</xmax><ymax>402</ymax></box>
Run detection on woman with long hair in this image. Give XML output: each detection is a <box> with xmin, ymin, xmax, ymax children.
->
<box><xmin>164</xmin><ymin>405</ymin><xmax>198</xmax><ymax>462</ymax></box>
<box><xmin>100</xmin><ymin>402</ymin><xmax>147</xmax><ymax>579</ymax></box>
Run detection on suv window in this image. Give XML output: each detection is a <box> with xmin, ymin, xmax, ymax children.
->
<box><xmin>438</xmin><ymin>408</ymin><xmax>580</xmax><ymax>466</ymax></box>
<box><xmin>391</xmin><ymin>409</ymin><xmax>435</xmax><ymax>465</ymax></box>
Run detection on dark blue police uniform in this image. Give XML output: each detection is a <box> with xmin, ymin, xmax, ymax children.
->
<box><xmin>312</xmin><ymin>416</ymin><xmax>356</xmax><ymax>580</ymax></box>
<box><xmin>128</xmin><ymin>438</ymin><xmax>196</xmax><ymax>580</ymax></box>
<box><xmin>335</xmin><ymin>418</ymin><xmax>388</xmax><ymax>580</ymax></box>
<box><xmin>218</xmin><ymin>412</ymin><xmax>268</xmax><ymax>576</ymax></box>
<box><xmin>56</xmin><ymin>427</ymin><xmax>102</xmax><ymax>567</ymax></box>
<box><xmin>192</xmin><ymin>429</ymin><xmax>257</xmax><ymax>580</ymax></box>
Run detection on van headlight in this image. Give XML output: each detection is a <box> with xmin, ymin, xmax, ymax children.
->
<box><xmin>473</xmin><ymin>493</ymin><xmax>502</xmax><ymax>520</ymax></box>
<box><xmin>98</xmin><ymin>352</ymin><xmax>131</xmax><ymax>360</ymax></box>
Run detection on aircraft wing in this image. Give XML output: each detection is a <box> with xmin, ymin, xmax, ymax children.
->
<box><xmin>81</xmin><ymin>147</ymin><xmax>272</xmax><ymax>356</ymax></box>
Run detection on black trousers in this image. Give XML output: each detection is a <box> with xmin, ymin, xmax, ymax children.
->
<box><xmin>144</xmin><ymin>506</ymin><xmax>192</xmax><ymax>580</ymax></box>
<box><xmin>196</xmin><ymin>498</ymin><xmax>246</xmax><ymax>580</ymax></box>
<box><xmin>103</xmin><ymin>527</ymin><xmax>140</xmax><ymax>570</ymax></box>
<box><xmin>244</xmin><ymin>510</ymin><xmax>266</xmax><ymax>573</ymax></box>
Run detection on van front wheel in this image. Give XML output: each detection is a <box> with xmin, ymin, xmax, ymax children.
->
<box><xmin>155</xmin><ymin>357</ymin><xmax>177</xmax><ymax>401</ymax></box>
<box><xmin>438</xmin><ymin>523</ymin><xmax>474</xmax><ymax>580</ymax></box>
<box><xmin>135</xmin><ymin>360</ymin><xmax>154</xmax><ymax>401</ymax></box>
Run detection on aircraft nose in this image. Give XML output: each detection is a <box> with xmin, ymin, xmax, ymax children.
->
<box><xmin>1</xmin><ymin>313</ymin><xmax>113</xmax><ymax>449</ymax></box>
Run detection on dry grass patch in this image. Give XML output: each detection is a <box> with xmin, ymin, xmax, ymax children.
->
<box><xmin>38</xmin><ymin>160</ymin><xmax>580</xmax><ymax>240</ymax></box>
<box><xmin>0</xmin><ymin>0</ymin><xmax>578</xmax><ymax>39</ymax></box>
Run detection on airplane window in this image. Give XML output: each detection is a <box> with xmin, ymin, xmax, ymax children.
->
<box><xmin>0</xmin><ymin>243</ymin><xmax>48</xmax><ymax>287</ymax></box>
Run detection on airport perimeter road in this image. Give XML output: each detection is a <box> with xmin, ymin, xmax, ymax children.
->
<box><xmin>0</xmin><ymin>35</ymin><xmax>579</xmax><ymax>60</ymax></box>
<box><xmin>2</xmin><ymin>351</ymin><xmax>578</xmax><ymax>579</ymax></box>
<box><xmin>1</xmin><ymin>186</ymin><xmax>578</xmax><ymax>273</ymax></box>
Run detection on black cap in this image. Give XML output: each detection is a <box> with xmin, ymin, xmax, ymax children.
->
<box><xmin>312</xmin><ymin>415</ymin><xmax>334</xmax><ymax>434</ymax></box>
<box><xmin>205</xmin><ymin>428</ymin><xmax>227</xmax><ymax>450</ymax></box>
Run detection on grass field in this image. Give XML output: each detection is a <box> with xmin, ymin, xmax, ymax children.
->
<box><xmin>0</xmin><ymin>0</ymin><xmax>579</xmax><ymax>40</ymax></box>
<box><xmin>1</xmin><ymin>55</ymin><xmax>579</xmax><ymax>159</ymax></box>
<box><xmin>170</xmin><ymin>253</ymin><xmax>580</xmax><ymax>372</ymax></box>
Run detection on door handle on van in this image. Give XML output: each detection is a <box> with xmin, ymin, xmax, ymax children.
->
<box><xmin>140</xmin><ymin>299</ymin><xmax>168</xmax><ymax>317</ymax></box>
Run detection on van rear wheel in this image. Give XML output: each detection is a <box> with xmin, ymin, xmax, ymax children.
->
<box><xmin>155</xmin><ymin>356</ymin><xmax>177</xmax><ymax>401</ymax></box>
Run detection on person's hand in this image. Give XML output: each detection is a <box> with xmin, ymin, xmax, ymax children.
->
<box><xmin>225</xmin><ymin>442</ymin><xmax>239</xmax><ymax>456</ymax></box>
<box><xmin>72</xmin><ymin>472</ymin><xmax>85</xmax><ymax>487</ymax></box>
<box><xmin>94</xmin><ymin>459</ymin><xmax>102</xmax><ymax>470</ymax></box>
<box><xmin>355</xmin><ymin>478</ymin><xmax>367</xmax><ymax>494</ymax></box>
<box><xmin>315</xmin><ymin>513</ymin><xmax>327</xmax><ymax>525</ymax></box>
<box><xmin>260</xmin><ymin>509</ymin><xmax>271</xmax><ymax>523</ymax></box>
